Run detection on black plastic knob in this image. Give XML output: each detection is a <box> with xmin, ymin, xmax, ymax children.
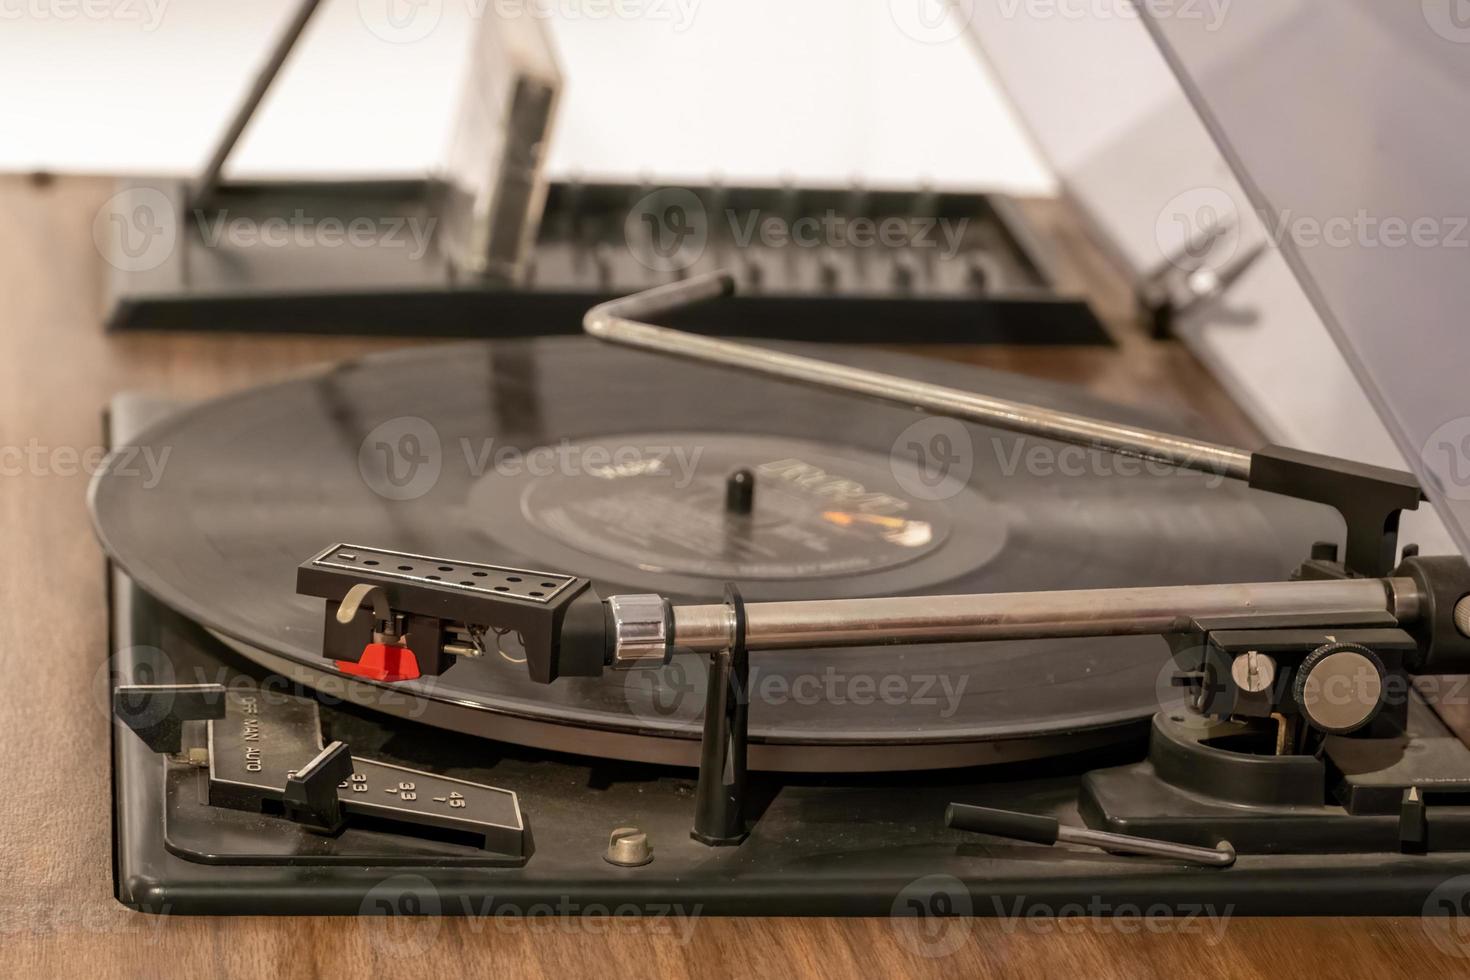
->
<box><xmin>282</xmin><ymin>741</ymin><xmax>354</xmax><ymax>834</ymax></box>
<box><xmin>945</xmin><ymin>803</ymin><xmax>1060</xmax><ymax>846</ymax></box>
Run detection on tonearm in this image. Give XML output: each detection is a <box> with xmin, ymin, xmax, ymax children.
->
<box><xmin>299</xmin><ymin>273</ymin><xmax>1470</xmax><ymax>851</ymax></box>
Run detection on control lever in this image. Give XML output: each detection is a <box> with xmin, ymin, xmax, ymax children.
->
<box><xmin>118</xmin><ymin>683</ymin><xmax>532</xmax><ymax>861</ymax></box>
<box><xmin>283</xmin><ymin>741</ymin><xmax>353</xmax><ymax>833</ymax></box>
<box><xmin>114</xmin><ymin>683</ymin><xmax>227</xmax><ymax>754</ymax></box>
<box><xmin>946</xmin><ymin>803</ymin><xmax>1236</xmax><ymax>868</ymax></box>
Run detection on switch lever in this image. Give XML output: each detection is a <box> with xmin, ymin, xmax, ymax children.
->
<box><xmin>114</xmin><ymin>683</ymin><xmax>227</xmax><ymax>754</ymax></box>
<box><xmin>283</xmin><ymin>740</ymin><xmax>354</xmax><ymax>834</ymax></box>
<box><xmin>946</xmin><ymin>803</ymin><xmax>1236</xmax><ymax>868</ymax></box>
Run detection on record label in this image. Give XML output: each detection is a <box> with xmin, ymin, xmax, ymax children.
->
<box><xmin>511</xmin><ymin>435</ymin><xmax>969</xmax><ymax>579</ymax></box>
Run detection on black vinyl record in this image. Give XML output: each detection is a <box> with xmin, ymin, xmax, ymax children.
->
<box><xmin>91</xmin><ymin>338</ymin><xmax>1337</xmax><ymax>771</ymax></box>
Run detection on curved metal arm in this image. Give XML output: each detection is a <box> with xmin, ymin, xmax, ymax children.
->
<box><xmin>583</xmin><ymin>272</ymin><xmax>1253</xmax><ymax>481</ymax></box>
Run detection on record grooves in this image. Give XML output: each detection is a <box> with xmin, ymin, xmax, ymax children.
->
<box><xmin>91</xmin><ymin>338</ymin><xmax>1338</xmax><ymax>771</ymax></box>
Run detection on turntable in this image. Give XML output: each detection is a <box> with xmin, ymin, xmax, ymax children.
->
<box><xmin>88</xmin><ymin>1</ymin><xmax>1470</xmax><ymax>920</ymax></box>
<box><xmin>91</xmin><ymin>267</ymin><xmax>1470</xmax><ymax>916</ymax></box>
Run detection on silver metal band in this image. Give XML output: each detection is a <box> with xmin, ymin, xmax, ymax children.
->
<box><xmin>606</xmin><ymin>594</ymin><xmax>673</xmax><ymax>669</ymax></box>
<box><xmin>584</xmin><ymin>273</ymin><xmax>1254</xmax><ymax>482</ymax></box>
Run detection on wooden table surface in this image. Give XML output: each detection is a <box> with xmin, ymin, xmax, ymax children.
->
<box><xmin>2</xmin><ymin>174</ymin><xmax>1466</xmax><ymax>979</ymax></box>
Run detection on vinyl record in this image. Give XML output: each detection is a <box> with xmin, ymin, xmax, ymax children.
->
<box><xmin>90</xmin><ymin>338</ymin><xmax>1337</xmax><ymax>771</ymax></box>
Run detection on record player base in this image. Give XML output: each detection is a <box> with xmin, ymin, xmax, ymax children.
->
<box><xmin>111</xmin><ymin>571</ymin><xmax>1470</xmax><ymax>917</ymax></box>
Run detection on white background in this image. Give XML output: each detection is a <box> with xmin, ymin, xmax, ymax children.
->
<box><xmin>2</xmin><ymin>0</ymin><xmax>1450</xmax><ymax>553</ymax></box>
<box><xmin>0</xmin><ymin>0</ymin><xmax>1055</xmax><ymax>192</ymax></box>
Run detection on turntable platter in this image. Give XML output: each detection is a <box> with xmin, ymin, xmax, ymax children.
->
<box><xmin>90</xmin><ymin>338</ymin><xmax>1338</xmax><ymax>771</ymax></box>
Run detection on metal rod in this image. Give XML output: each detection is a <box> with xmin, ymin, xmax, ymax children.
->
<box><xmin>1058</xmin><ymin>826</ymin><xmax>1236</xmax><ymax>868</ymax></box>
<box><xmin>946</xmin><ymin>802</ymin><xmax>1234</xmax><ymax>866</ymax></box>
<box><xmin>583</xmin><ymin>273</ymin><xmax>1255</xmax><ymax>481</ymax></box>
<box><xmin>194</xmin><ymin>0</ymin><xmax>325</xmax><ymax>205</ymax></box>
<box><xmin>665</xmin><ymin>577</ymin><xmax>1417</xmax><ymax>654</ymax></box>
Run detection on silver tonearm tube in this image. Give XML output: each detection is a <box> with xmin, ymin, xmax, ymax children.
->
<box><xmin>606</xmin><ymin>578</ymin><xmax>1421</xmax><ymax>660</ymax></box>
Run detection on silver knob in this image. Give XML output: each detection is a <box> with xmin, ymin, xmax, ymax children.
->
<box><xmin>604</xmin><ymin>827</ymin><xmax>653</xmax><ymax>867</ymax></box>
<box><xmin>1230</xmin><ymin>651</ymin><xmax>1277</xmax><ymax>694</ymax></box>
<box><xmin>606</xmin><ymin>595</ymin><xmax>672</xmax><ymax>669</ymax></box>
<box><xmin>1294</xmin><ymin>642</ymin><xmax>1386</xmax><ymax>735</ymax></box>
<box><xmin>1455</xmin><ymin>596</ymin><xmax>1470</xmax><ymax>638</ymax></box>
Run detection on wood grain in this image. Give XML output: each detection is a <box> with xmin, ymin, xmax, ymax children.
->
<box><xmin>1</xmin><ymin>173</ymin><xmax>1465</xmax><ymax>979</ymax></box>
